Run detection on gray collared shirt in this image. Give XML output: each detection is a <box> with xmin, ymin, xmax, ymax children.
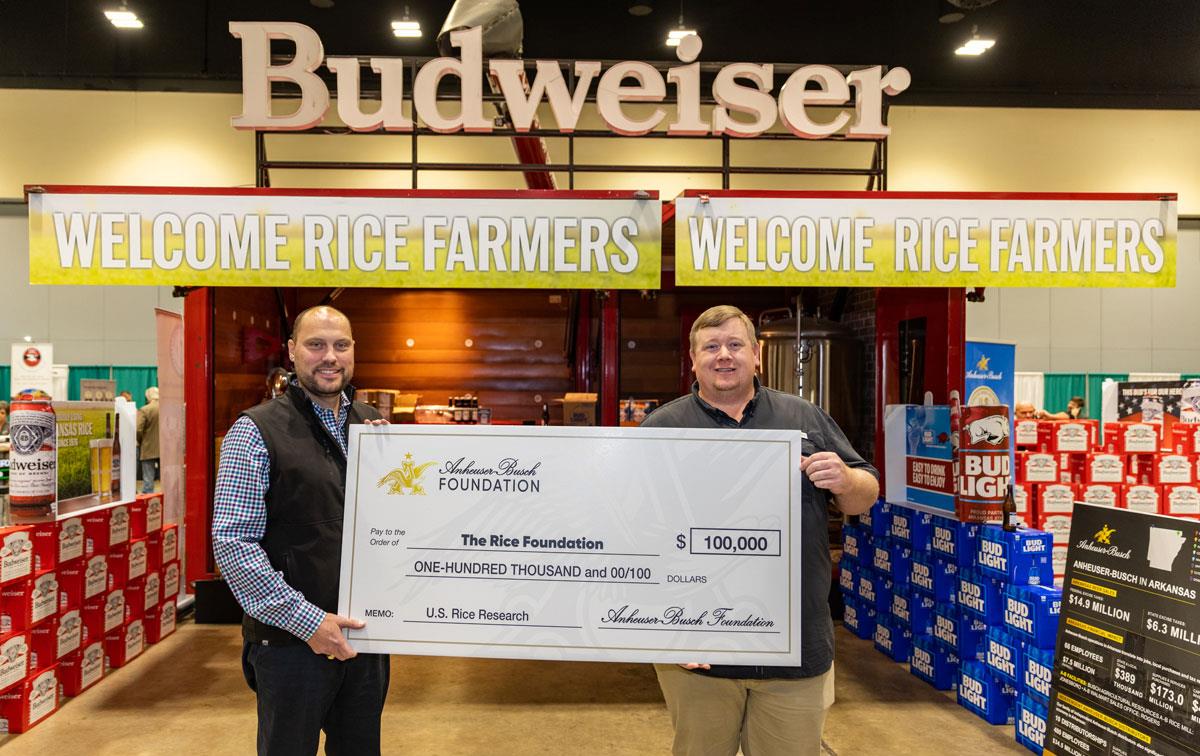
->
<box><xmin>642</xmin><ymin>379</ymin><xmax>877</xmax><ymax>679</ymax></box>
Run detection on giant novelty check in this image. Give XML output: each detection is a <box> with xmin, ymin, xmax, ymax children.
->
<box><xmin>338</xmin><ymin>425</ymin><xmax>805</xmax><ymax>665</ymax></box>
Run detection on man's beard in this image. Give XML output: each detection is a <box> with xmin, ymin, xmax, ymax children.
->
<box><xmin>298</xmin><ymin>368</ymin><xmax>350</xmax><ymax>398</ymax></box>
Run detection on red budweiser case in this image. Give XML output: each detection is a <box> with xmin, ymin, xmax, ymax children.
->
<box><xmin>0</xmin><ymin>664</ymin><xmax>59</xmax><ymax>733</ymax></box>
<box><xmin>105</xmin><ymin>619</ymin><xmax>145</xmax><ymax>669</ymax></box>
<box><xmin>1018</xmin><ymin>452</ymin><xmax>1059</xmax><ymax>484</ymax></box>
<box><xmin>81</xmin><ymin>589</ymin><xmax>127</xmax><ymax>645</ymax></box>
<box><xmin>1114</xmin><ymin>422</ymin><xmax>1161</xmax><ymax>454</ymax></box>
<box><xmin>129</xmin><ymin>493</ymin><xmax>164</xmax><ymax>539</ymax></box>
<box><xmin>145</xmin><ymin>600</ymin><xmax>177</xmax><ymax>644</ymax></box>
<box><xmin>0</xmin><ymin>571</ymin><xmax>58</xmax><ymax>636</ymax></box>
<box><xmin>0</xmin><ymin>632</ymin><xmax>30</xmax><ymax>695</ymax></box>
<box><xmin>1123</xmin><ymin>484</ymin><xmax>1163</xmax><ymax>514</ymax></box>
<box><xmin>1037</xmin><ymin>512</ymin><xmax>1074</xmax><ymax>545</ymax></box>
<box><xmin>82</xmin><ymin>503</ymin><xmax>130</xmax><ymax>557</ymax></box>
<box><xmin>1127</xmin><ymin>454</ymin><xmax>1157</xmax><ymax>485</ymax></box>
<box><xmin>1169</xmin><ymin>424</ymin><xmax>1200</xmax><ymax>455</ymax></box>
<box><xmin>1154</xmin><ymin>454</ymin><xmax>1196</xmax><ymax>486</ymax></box>
<box><xmin>0</xmin><ymin>527</ymin><xmax>35</xmax><ymax>587</ymax></box>
<box><xmin>161</xmin><ymin>561</ymin><xmax>180</xmax><ymax>602</ymax></box>
<box><xmin>59</xmin><ymin>641</ymin><xmax>105</xmax><ymax>697</ymax></box>
<box><xmin>1037</xmin><ymin>482</ymin><xmax>1078</xmax><ymax>514</ymax></box>
<box><xmin>1084</xmin><ymin>453</ymin><xmax>1125</xmax><ymax>484</ymax></box>
<box><xmin>1014</xmin><ymin>419</ymin><xmax>1040</xmax><ymax>449</ymax></box>
<box><xmin>1078</xmin><ymin>482</ymin><xmax>1122</xmax><ymax>509</ymax></box>
<box><xmin>58</xmin><ymin>553</ymin><xmax>109</xmax><ymax>610</ymax></box>
<box><xmin>1164</xmin><ymin>484</ymin><xmax>1200</xmax><ymax>518</ymax></box>
<box><xmin>1050</xmin><ymin>421</ymin><xmax>1092</xmax><ymax>453</ymax></box>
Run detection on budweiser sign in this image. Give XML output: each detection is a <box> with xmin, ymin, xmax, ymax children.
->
<box><xmin>229</xmin><ymin>23</ymin><xmax>910</xmax><ymax>138</ymax></box>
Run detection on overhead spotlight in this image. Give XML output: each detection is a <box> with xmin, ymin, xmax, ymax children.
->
<box><xmin>104</xmin><ymin>6</ymin><xmax>143</xmax><ymax>29</ymax></box>
<box><xmin>391</xmin><ymin>6</ymin><xmax>422</xmax><ymax>38</ymax></box>
<box><xmin>938</xmin><ymin>0</ymin><xmax>965</xmax><ymax>24</ymax></box>
<box><xmin>955</xmin><ymin>26</ymin><xmax>995</xmax><ymax>56</ymax></box>
<box><xmin>666</xmin><ymin>26</ymin><xmax>696</xmax><ymax>47</ymax></box>
<box><xmin>628</xmin><ymin>2</ymin><xmax>654</xmax><ymax>15</ymax></box>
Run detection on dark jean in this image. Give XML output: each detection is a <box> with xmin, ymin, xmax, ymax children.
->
<box><xmin>241</xmin><ymin>641</ymin><xmax>390</xmax><ymax>756</ymax></box>
<box><xmin>140</xmin><ymin>458</ymin><xmax>158</xmax><ymax>493</ymax></box>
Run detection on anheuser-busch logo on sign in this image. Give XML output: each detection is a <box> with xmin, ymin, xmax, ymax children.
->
<box><xmin>229</xmin><ymin>22</ymin><xmax>910</xmax><ymax>139</ymax></box>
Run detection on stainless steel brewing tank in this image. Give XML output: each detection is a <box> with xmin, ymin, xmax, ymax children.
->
<box><xmin>758</xmin><ymin>312</ymin><xmax>862</xmax><ymax>442</ymax></box>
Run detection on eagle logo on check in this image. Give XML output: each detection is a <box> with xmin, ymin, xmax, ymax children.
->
<box><xmin>378</xmin><ymin>453</ymin><xmax>437</xmax><ymax>495</ymax></box>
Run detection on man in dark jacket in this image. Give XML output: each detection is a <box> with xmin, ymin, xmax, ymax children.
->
<box><xmin>213</xmin><ymin>305</ymin><xmax>389</xmax><ymax>755</ymax></box>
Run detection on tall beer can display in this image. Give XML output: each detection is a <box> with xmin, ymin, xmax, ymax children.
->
<box><xmin>8</xmin><ymin>401</ymin><xmax>56</xmax><ymax>515</ymax></box>
<box><xmin>957</xmin><ymin>405</ymin><xmax>1011</xmax><ymax>523</ymax></box>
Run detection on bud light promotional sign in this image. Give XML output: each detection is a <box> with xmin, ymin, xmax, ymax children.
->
<box><xmin>957</xmin><ymin>405</ymin><xmax>1012</xmax><ymax>523</ymax></box>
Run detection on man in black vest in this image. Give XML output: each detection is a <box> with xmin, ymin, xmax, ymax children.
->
<box><xmin>213</xmin><ymin>305</ymin><xmax>390</xmax><ymax>755</ymax></box>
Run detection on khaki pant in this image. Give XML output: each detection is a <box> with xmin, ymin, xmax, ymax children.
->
<box><xmin>654</xmin><ymin>664</ymin><xmax>835</xmax><ymax>756</ymax></box>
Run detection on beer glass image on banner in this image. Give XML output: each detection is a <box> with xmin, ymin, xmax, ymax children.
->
<box><xmin>54</xmin><ymin>403</ymin><xmax>118</xmax><ymax>505</ymax></box>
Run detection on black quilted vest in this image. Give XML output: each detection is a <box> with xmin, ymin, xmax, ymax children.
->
<box><xmin>239</xmin><ymin>382</ymin><xmax>380</xmax><ymax>645</ymax></box>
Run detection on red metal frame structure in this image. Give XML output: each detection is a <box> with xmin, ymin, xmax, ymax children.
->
<box><xmin>183</xmin><ymin>287</ymin><xmax>214</xmax><ymax>591</ymax></box>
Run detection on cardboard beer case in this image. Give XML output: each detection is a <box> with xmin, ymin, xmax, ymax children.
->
<box><xmin>1019</xmin><ymin>453</ymin><xmax>1059</xmax><ymax>484</ymax></box>
<box><xmin>1015</xmin><ymin>694</ymin><xmax>1049</xmax><ymax>754</ymax></box>
<box><xmin>1084</xmin><ymin>453</ymin><xmax>1125</xmax><ymax>484</ymax></box>
<box><xmin>1049</xmin><ymin>421</ymin><xmax>1092</xmax><ymax>454</ymax></box>
<box><xmin>1035</xmin><ymin>482</ymin><xmax>1077</xmax><ymax>514</ymax></box>
<box><xmin>934</xmin><ymin>603</ymin><xmax>988</xmax><ymax>661</ymax></box>
<box><xmin>890</xmin><ymin>504</ymin><xmax>933</xmax><ymax>551</ymax></box>
<box><xmin>1115</xmin><ymin>422</ymin><xmax>1160</xmax><ymax>454</ymax></box>
<box><xmin>82</xmin><ymin>503</ymin><xmax>130</xmax><ymax>557</ymax></box>
<box><xmin>131</xmin><ymin>572</ymin><xmax>161</xmax><ymax>618</ymax></box>
<box><xmin>129</xmin><ymin>493</ymin><xmax>164</xmax><ymax>539</ymax></box>
<box><xmin>0</xmin><ymin>633</ymin><xmax>30</xmax><ymax>695</ymax></box>
<box><xmin>26</xmin><ymin>524</ymin><xmax>57</xmax><ymax>575</ymax></box>
<box><xmin>931</xmin><ymin>557</ymin><xmax>960</xmax><ymax>604</ymax></box>
<box><xmin>56</xmin><ymin>610</ymin><xmax>83</xmax><ymax>661</ymax></box>
<box><xmin>873</xmin><ymin>614</ymin><xmax>912</xmax><ymax>663</ymax></box>
<box><xmin>0</xmin><ymin>571</ymin><xmax>59</xmax><ymax>636</ymax></box>
<box><xmin>1078</xmin><ymin>482</ymin><xmax>1121</xmax><ymax>509</ymax></box>
<box><xmin>1012</xmin><ymin>483</ymin><xmax>1035</xmax><ymax>528</ymax></box>
<box><xmin>838</xmin><ymin>560</ymin><xmax>857</xmax><ymax>596</ymax></box>
<box><xmin>1169</xmin><ymin>423</ymin><xmax>1200</xmax><ymax>455</ymax></box>
<box><xmin>957</xmin><ymin>568</ymin><xmax>1005</xmax><ymax>624</ymax></box>
<box><xmin>161</xmin><ymin>560</ymin><xmax>180</xmax><ymax>601</ymax></box>
<box><xmin>158</xmin><ymin>524</ymin><xmax>179</xmax><ymax>565</ymax></box>
<box><xmin>1036</xmin><ymin>512</ymin><xmax>1073</xmax><ymax>545</ymax></box>
<box><xmin>106</xmin><ymin>543</ymin><xmax>130</xmax><ymax>590</ymax></box>
<box><xmin>862</xmin><ymin>500</ymin><xmax>891</xmax><ymax>539</ymax></box>
<box><xmin>892</xmin><ymin>585</ymin><xmax>934</xmax><ymax>635</ymax></box>
<box><xmin>81</xmin><ymin>588</ymin><xmax>127</xmax><ymax>644</ymax></box>
<box><xmin>105</xmin><ymin>619</ymin><xmax>145</xmax><ymax>669</ymax></box>
<box><xmin>1127</xmin><ymin>453</ymin><xmax>1156</xmax><ymax>485</ymax></box>
<box><xmin>1154</xmin><ymin>454</ymin><xmax>1196</xmax><ymax>485</ymax></box>
<box><xmin>1051</xmin><ymin>545</ymin><xmax>1068</xmax><ymax>585</ymax></box>
<box><xmin>841</xmin><ymin>523</ymin><xmax>864</xmax><ymax>563</ymax></box>
<box><xmin>0</xmin><ymin>664</ymin><xmax>59</xmax><ymax>734</ymax></box>
<box><xmin>1014</xmin><ymin>419</ymin><xmax>1040</xmax><ymax>449</ymax></box>
<box><xmin>842</xmin><ymin>597</ymin><xmax>875</xmax><ymax>640</ymax></box>
<box><xmin>59</xmin><ymin>641</ymin><xmax>105</xmax><ymax>697</ymax></box>
<box><xmin>54</xmin><ymin>517</ymin><xmax>86</xmax><ymax>566</ymax></box>
<box><xmin>1020</xmin><ymin>645</ymin><xmax>1054</xmax><ymax>705</ymax></box>
<box><xmin>125</xmin><ymin>538</ymin><xmax>149</xmax><ymax>583</ymax></box>
<box><xmin>59</xmin><ymin>553</ymin><xmax>109</xmax><ymax>610</ymax></box>
<box><xmin>1164</xmin><ymin>484</ymin><xmax>1200</xmax><ymax>518</ymax></box>
<box><xmin>145</xmin><ymin>599</ymin><xmax>176</xmax><ymax>644</ymax></box>
<box><xmin>911</xmin><ymin>635</ymin><xmax>959</xmax><ymax>690</ymax></box>
<box><xmin>909</xmin><ymin>552</ymin><xmax>935</xmax><ymax>597</ymax></box>
<box><xmin>1124</xmin><ymin>484</ymin><xmax>1162</xmax><ymax>514</ymax></box>
<box><xmin>1059</xmin><ymin>452</ymin><xmax>1086</xmax><ymax>484</ymax></box>
<box><xmin>0</xmin><ymin>528</ymin><xmax>35</xmax><ymax>587</ymax></box>
<box><xmin>984</xmin><ymin>625</ymin><xmax>1022</xmax><ymax>685</ymax></box>
<box><xmin>958</xmin><ymin>660</ymin><xmax>1015</xmax><ymax>725</ymax></box>
<box><xmin>28</xmin><ymin>617</ymin><xmax>66</xmax><ymax>673</ymax></box>
<box><xmin>1003</xmin><ymin>584</ymin><xmax>1061</xmax><ymax>649</ymax></box>
<box><xmin>977</xmin><ymin>525</ymin><xmax>1054</xmax><ymax>586</ymax></box>
<box><xmin>929</xmin><ymin>516</ymin><xmax>982</xmax><ymax>568</ymax></box>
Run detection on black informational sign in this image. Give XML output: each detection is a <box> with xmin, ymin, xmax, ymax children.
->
<box><xmin>1046</xmin><ymin>504</ymin><xmax>1200</xmax><ymax>756</ymax></box>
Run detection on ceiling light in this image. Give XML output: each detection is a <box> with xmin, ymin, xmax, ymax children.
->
<box><xmin>666</xmin><ymin>28</ymin><xmax>696</xmax><ymax>47</ymax></box>
<box><xmin>955</xmin><ymin>26</ymin><xmax>995</xmax><ymax>56</ymax></box>
<box><xmin>938</xmin><ymin>0</ymin><xmax>965</xmax><ymax>23</ymax></box>
<box><xmin>628</xmin><ymin>2</ymin><xmax>653</xmax><ymax>15</ymax></box>
<box><xmin>104</xmin><ymin>8</ymin><xmax>144</xmax><ymax>29</ymax></box>
<box><xmin>310</xmin><ymin>0</ymin><xmax>335</xmax><ymax>7</ymax></box>
<box><xmin>23</xmin><ymin>335</ymin><xmax>32</xmax><ymax>342</ymax></box>
<box><xmin>392</xmin><ymin>7</ymin><xmax>422</xmax><ymax>38</ymax></box>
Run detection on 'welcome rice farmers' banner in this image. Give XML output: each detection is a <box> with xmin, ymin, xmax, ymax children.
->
<box><xmin>27</xmin><ymin>187</ymin><xmax>661</xmax><ymax>289</ymax></box>
<box><xmin>675</xmin><ymin>191</ymin><xmax>1176</xmax><ymax>287</ymax></box>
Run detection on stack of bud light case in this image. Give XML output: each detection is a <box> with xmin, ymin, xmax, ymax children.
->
<box><xmin>838</xmin><ymin>499</ymin><xmax>1061</xmax><ymax>752</ymax></box>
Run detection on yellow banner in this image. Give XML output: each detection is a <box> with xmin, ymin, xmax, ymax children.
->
<box><xmin>28</xmin><ymin>188</ymin><xmax>662</xmax><ymax>289</ymax></box>
<box><xmin>675</xmin><ymin>192</ymin><xmax>1177</xmax><ymax>287</ymax></box>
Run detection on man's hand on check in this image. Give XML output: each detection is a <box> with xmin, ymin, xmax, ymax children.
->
<box><xmin>678</xmin><ymin>663</ymin><xmax>712</xmax><ymax>670</ymax></box>
<box><xmin>800</xmin><ymin>452</ymin><xmax>852</xmax><ymax>494</ymax></box>
<box><xmin>307</xmin><ymin>612</ymin><xmax>364</xmax><ymax>661</ymax></box>
<box><xmin>365</xmin><ymin>418</ymin><xmax>390</xmax><ymax>426</ymax></box>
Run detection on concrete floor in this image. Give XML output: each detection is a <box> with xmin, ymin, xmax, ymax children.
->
<box><xmin>1</xmin><ymin>618</ymin><xmax>1025</xmax><ymax>755</ymax></box>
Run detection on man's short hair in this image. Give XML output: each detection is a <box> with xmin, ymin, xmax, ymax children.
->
<box><xmin>688</xmin><ymin>305</ymin><xmax>757</xmax><ymax>351</ymax></box>
<box><xmin>291</xmin><ymin>305</ymin><xmax>352</xmax><ymax>341</ymax></box>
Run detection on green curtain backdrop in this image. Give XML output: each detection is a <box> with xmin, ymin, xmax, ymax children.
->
<box><xmin>1042</xmin><ymin>373</ymin><xmax>1087</xmax><ymax>417</ymax></box>
<box><xmin>0</xmin><ymin>366</ymin><xmax>8</xmax><ymax>399</ymax></box>
<box><xmin>112</xmin><ymin>367</ymin><xmax>158</xmax><ymax>407</ymax></box>
<box><xmin>1086</xmin><ymin>373</ymin><xmax>1128</xmax><ymax>419</ymax></box>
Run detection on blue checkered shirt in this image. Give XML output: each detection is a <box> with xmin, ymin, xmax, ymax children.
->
<box><xmin>212</xmin><ymin>389</ymin><xmax>351</xmax><ymax>641</ymax></box>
